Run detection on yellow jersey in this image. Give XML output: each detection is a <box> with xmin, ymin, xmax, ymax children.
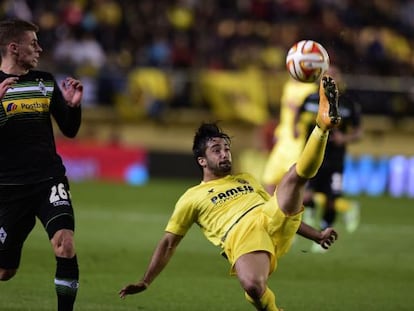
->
<box><xmin>165</xmin><ymin>173</ymin><xmax>271</xmax><ymax>247</ymax></box>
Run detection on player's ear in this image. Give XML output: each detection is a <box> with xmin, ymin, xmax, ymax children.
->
<box><xmin>8</xmin><ymin>42</ymin><xmax>19</xmax><ymax>55</ymax></box>
<box><xmin>197</xmin><ymin>157</ymin><xmax>207</xmax><ymax>167</ymax></box>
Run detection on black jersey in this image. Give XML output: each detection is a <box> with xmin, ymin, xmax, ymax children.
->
<box><xmin>300</xmin><ymin>91</ymin><xmax>362</xmax><ymax>166</ymax></box>
<box><xmin>0</xmin><ymin>70</ymin><xmax>81</xmax><ymax>184</ymax></box>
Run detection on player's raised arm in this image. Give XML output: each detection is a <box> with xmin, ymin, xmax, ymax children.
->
<box><xmin>119</xmin><ymin>232</ymin><xmax>183</xmax><ymax>298</ymax></box>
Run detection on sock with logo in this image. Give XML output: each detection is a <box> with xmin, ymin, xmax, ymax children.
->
<box><xmin>55</xmin><ymin>256</ymin><xmax>79</xmax><ymax>311</ymax></box>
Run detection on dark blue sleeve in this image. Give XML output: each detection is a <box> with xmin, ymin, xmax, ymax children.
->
<box><xmin>50</xmin><ymin>79</ymin><xmax>81</xmax><ymax>138</ymax></box>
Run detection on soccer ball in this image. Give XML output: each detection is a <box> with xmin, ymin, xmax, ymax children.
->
<box><xmin>286</xmin><ymin>40</ymin><xmax>330</xmax><ymax>83</ymax></box>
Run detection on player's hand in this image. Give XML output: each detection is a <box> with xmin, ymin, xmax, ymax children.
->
<box><xmin>0</xmin><ymin>76</ymin><xmax>19</xmax><ymax>99</ymax></box>
<box><xmin>61</xmin><ymin>77</ymin><xmax>83</xmax><ymax>107</ymax></box>
<box><xmin>318</xmin><ymin>227</ymin><xmax>338</xmax><ymax>249</ymax></box>
<box><xmin>119</xmin><ymin>281</ymin><xmax>148</xmax><ymax>298</ymax></box>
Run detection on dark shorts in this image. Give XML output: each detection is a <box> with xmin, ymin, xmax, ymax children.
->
<box><xmin>0</xmin><ymin>176</ymin><xmax>75</xmax><ymax>269</ymax></box>
<box><xmin>307</xmin><ymin>165</ymin><xmax>343</xmax><ymax>199</ymax></box>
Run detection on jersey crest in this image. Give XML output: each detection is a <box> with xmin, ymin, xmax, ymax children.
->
<box><xmin>38</xmin><ymin>79</ymin><xmax>48</xmax><ymax>96</ymax></box>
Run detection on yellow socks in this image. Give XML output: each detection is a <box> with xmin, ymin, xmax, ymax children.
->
<box><xmin>245</xmin><ymin>287</ymin><xmax>279</xmax><ymax>311</ymax></box>
<box><xmin>296</xmin><ymin>126</ymin><xmax>329</xmax><ymax>179</ymax></box>
<box><xmin>334</xmin><ymin>197</ymin><xmax>351</xmax><ymax>212</ymax></box>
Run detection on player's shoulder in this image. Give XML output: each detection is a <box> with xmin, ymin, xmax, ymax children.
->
<box><xmin>0</xmin><ymin>70</ymin><xmax>56</xmax><ymax>87</ymax></box>
<box><xmin>235</xmin><ymin>172</ymin><xmax>254</xmax><ymax>178</ymax></box>
<box><xmin>339</xmin><ymin>91</ymin><xmax>361</xmax><ymax>113</ymax></box>
<box><xmin>339</xmin><ymin>90</ymin><xmax>359</xmax><ymax>104</ymax></box>
<box><xmin>0</xmin><ymin>70</ymin><xmax>49</xmax><ymax>81</ymax></box>
<box><xmin>0</xmin><ymin>70</ymin><xmax>9</xmax><ymax>80</ymax></box>
<box><xmin>175</xmin><ymin>180</ymin><xmax>212</xmax><ymax>207</ymax></box>
<box><xmin>179</xmin><ymin>181</ymin><xmax>205</xmax><ymax>197</ymax></box>
<box><xmin>24</xmin><ymin>70</ymin><xmax>55</xmax><ymax>81</ymax></box>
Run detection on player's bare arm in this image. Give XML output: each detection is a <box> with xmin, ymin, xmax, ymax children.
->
<box><xmin>297</xmin><ymin>222</ymin><xmax>338</xmax><ymax>249</ymax></box>
<box><xmin>119</xmin><ymin>232</ymin><xmax>183</xmax><ymax>299</ymax></box>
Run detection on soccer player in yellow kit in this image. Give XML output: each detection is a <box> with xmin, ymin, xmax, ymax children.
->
<box><xmin>262</xmin><ymin>78</ymin><xmax>318</xmax><ymax>193</ymax></box>
<box><xmin>119</xmin><ymin>76</ymin><xmax>341</xmax><ymax>311</ymax></box>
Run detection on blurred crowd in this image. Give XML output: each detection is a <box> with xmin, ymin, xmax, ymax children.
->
<box><xmin>2</xmin><ymin>0</ymin><xmax>414</xmax><ymax>122</ymax></box>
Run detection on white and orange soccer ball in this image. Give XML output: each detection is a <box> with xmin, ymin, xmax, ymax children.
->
<box><xmin>285</xmin><ymin>40</ymin><xmax>330</xmax><ymax>83</ymax></box>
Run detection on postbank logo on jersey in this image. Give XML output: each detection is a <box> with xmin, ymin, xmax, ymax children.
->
<box><xmin>2</xmin><ymin>81</ymin><xmax>52</xmax><ymax>115</ymax></box>
<box><xmin>6</xmin><ymin>103</ymin><xmax>18</xmax><ymax>112</ymax></box>
<box><xmin>210</xmin><ymin>178</ymin><xmax>254</xmax><ymax>205</ymax></box>
<box><xmin>2</xmin><ymin>98</ymin><xmax>50</xmax><ymax>115</ymax></box>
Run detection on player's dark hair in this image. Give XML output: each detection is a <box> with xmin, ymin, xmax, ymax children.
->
<box><xmin>0</xmin><ymin>19</ymin><xmax>38</xmax><ymax>56</ymax></box>
<box><xmin>192</xmin><ymin>122</ymin><xmax>231</xmax><ymax>165</ymax></box>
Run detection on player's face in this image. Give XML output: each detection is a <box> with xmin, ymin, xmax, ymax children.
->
<box><xmin>203</xmin><ymin>137</ymin><xmax>232</xmax><ymax>177</ymax></box>
<box><xmin>13</xmin><ymin>31</ymin><xmax>42</xmax><ymax>70</ymax></box>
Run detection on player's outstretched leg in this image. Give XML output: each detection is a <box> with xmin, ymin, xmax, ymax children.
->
<box><xmin>316</xmin><ymin>75</ymin><xmax>341</xmax><ymax>130</ymax></box>
<box><xmin>295</xmin><ymin>75</ymin><xmax>340</xmax><ymax>180</ymax></box>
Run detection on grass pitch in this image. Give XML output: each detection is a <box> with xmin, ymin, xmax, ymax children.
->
<box><xmin>1</xmin><ymin>178</ymin><xmax>413</xmax><ymax>310</ymax></box>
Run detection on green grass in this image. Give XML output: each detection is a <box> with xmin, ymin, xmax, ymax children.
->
<box><xmin>1</xmin><ymin>179</ymin><xmax>414</xmax><ymax>310</ymax></box>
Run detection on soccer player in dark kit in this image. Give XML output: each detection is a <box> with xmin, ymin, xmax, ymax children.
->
<box><xmin>0</xmin><ymin>19</ymin><xmax>83</xmax><ymax>311</ymax></box>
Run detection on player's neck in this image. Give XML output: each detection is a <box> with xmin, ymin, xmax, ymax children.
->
<box><xmin>0</xmin><ymin>61</ymin><xmax>29</xmax><ymax>76</ymax></box>
<box><xmin>202</xmin><ymin>172</ymin><xmax>230</xmax><ymax>182</ymax></box>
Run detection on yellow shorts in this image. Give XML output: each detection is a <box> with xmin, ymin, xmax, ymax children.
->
<box><xmin>223</xmin><ymin>198</ymin><xmax>303</xmax><ymax>275</ymax></box>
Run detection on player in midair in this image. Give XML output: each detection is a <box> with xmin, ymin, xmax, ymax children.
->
<box><xmin>119</xmin><ymin>75</ymin><xmax>341</xmax><ymax>311</ymax></box>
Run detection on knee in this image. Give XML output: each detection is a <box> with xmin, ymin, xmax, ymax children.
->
<box><xmin>0</xmin><ymin>268</ymin><xmax>17</xmax><ymax>281</ymax></box>
<box><xmin>51</xmin><ymin>230</ymin><xmax>75</xmax><ymax>258</ymax></box>
<box><xmin>240</xmin><ymin>277</ymin><xmax>266</xmax><ymax>300</ymax></box>
<box><xmin>55</xmin><ymin>238</ymin><xmax>75</xmax><ymax>257</ymax></box>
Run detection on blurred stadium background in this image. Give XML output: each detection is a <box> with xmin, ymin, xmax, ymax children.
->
<box><xmin>2</xmin><ymin>2</ymin><xmax>414</xmax><ymax>310</ymax></box>
<box><xmin>3</xmin><ymin>0</ymin><xmax>414</xmax><ymax>196</ymax></box>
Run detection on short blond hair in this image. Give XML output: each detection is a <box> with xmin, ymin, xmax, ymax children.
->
<box><xmin>0</xmin><ymin>19</ymin><xmax>39</xmax><ymax>56</ymax></box>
